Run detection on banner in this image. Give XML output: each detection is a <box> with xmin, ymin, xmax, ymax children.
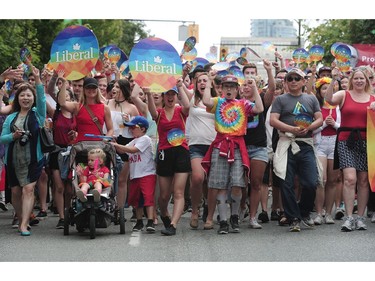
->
<box><xmin>353</xmin><ymin>44</ymin><xmax>375</xmax><ymax>67</ymax></box>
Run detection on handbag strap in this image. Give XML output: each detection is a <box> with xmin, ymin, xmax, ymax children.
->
<box><xmin>84</xmin><ymin>104</ymin><xmax>104</xmax><ymax>135</ymax></box>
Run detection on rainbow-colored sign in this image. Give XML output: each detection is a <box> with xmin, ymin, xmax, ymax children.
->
<box><xmin>50</xmin><ymin>25</ymin><xmax>99</xmax><ymax>80</ymax></box>
<box><xmin>20</xmin><ymin>47</ymin><xmax>32</xmax><ymax>64</ymax></box>
<box><xmin>333</xmin><ymin>44</ymin><xmax>351</xmax><ymax>63</ymax></box>
<box><xmin>292</xmin><ymin>48</ymin><xmax>308</xmax><ymax>64</ymax></box>
<box><xmin>182</xmin><ymin>36</ymin><xmax>196</xmax><ymax>53</ymax></box>
<box><xmin>367</xmin><ymin>109</ymin><xmax>375</xmax><ymax>192</ymax></box>
<box><xmin>108</xmin><ymin>46</ymin><xmax>121</xmax><ymax>64</ymax></box>
<box><xmin>294</xmin><ymin>113</ymin><xmax>313</xmax><ymax>129</ymax></box>
<box><xmin>262</xmin><ymin>41</ymin><xmax>276</xmax><ymax>52</ymax></box>
<box><xmin>129</xmin><ymin>37</ymin><xmax>182</xmax><ymax>93</ymax></box>
<box><xmin>309</xmin><ymin>45</ymin><xmax>324</xmax><ymax>62</ymax></box>
<box><xmin>182</xmin><ymin>47</ymin><xmax>197</xmax><ymax>61</ymax></box>
<box><xmin>336</xmin><ymin>60</ymin><xmax>351</xmax><ymax>72</ymax></box>
<box><xmin>167</xmin><ymin>128</ymin><xmax>185</xmax><ymax>146</ymax></box>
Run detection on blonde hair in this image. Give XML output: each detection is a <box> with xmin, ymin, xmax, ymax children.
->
<box><xmin>80</xmin><ymin>87</ymin><xmax>102</xmax><ymax>104</ymax></box>
<box><xmin>88</xmin><ymin>148</ymin><xmax>106</xmax><ymax>164</ymax></box>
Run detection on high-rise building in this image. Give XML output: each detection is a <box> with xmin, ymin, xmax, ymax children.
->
<box><xmin>251</xmin><ymin>19</ymin><xmax>297</xmax><ymax>38</ymax></box>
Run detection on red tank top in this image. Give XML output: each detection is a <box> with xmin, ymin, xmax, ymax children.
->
<box><xmin>75</xmin><ymin>103</ymin><xmax>105</xmax><ymax>142</ymax></box>
<box><xmin>339</xmin><ymin>91</ymin><xmax>374</xmax><ymax>141</ymax></box>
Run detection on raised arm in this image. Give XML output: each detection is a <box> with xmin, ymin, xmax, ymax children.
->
<box><xmin>147</xmin><ymin>90</ymin><xmax>158</xmax><ymax>120</ymax></box>
<box><xmin>325</xmin><ymin>68</ymin><xmax>344</xmax><ymax>107</ymax></box>
<box><xmin>57</xmin><ymin>72</ymin><xmax>78</xmax><ymax>114</ymax></box>
<box><xmin>202</xmin><ymin>70</ymin><xmax>216</xmax><ymax>110</ymax></box>
<box><xmin>263</xmin><ymin>59</ymin><xmax>276</xmax><ymax>108</ymax></box>
<box><xmin>248</xmin><ymin>78</ymin><xmax>264</xmax><ymax>114</ymax></box>
<box><xmin>130</xmin><ymin>83</ymin><xmax>148</xmax><ymax>116</ymax></box>
<box><xmin>176</xmin><ymin>77</ymin><xmax>190</xmax><ymax>116</ymax></box>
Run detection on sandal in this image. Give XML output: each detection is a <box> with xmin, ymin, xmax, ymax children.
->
<box><xmin>190</xmin><ymin>218</ymin><xmax>199</xmax><ymax>229</ymax></box>
<box><xmin>278</xmin><ymin>212</ymin><xmax>289</xmax><ymax>226</ymax></box>
<box><xmin>203</xmin><ymin>221</ymin><xmax>214</xmax><ymax>230</ymax></box>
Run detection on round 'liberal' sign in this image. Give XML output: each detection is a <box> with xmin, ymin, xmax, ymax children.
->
<box><xmin>129</xmin><ymin>37</ymin><xmax>182</xmax><ymax>93</ymax></box>
<box><xmin>50</xmin><ymin>25</ymin><xmax>99</xmax><ymax>80</ymax></box>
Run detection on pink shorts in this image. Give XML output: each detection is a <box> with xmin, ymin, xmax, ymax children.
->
<box><xmin>128</xmin><ymin>175</ymin><xmax>156</xmax><ymax>207</ymax></box>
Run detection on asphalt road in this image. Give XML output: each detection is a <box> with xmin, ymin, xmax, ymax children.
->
<box><xmin>1</xmin><ymin>204</ymin><xmax>375</xmax><ymax>263</ymax></box>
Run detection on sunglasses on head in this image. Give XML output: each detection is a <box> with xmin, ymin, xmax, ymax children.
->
<box><xmin>286</xmin><ymin>76</ymin><xmax>302</xmax><ymax>82</ymax></box>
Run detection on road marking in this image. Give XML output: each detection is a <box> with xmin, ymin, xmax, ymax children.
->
<box><xmin>129</xmin><ymin>231</ymin><xmax>141</xmax><ymax>246</ymax></box>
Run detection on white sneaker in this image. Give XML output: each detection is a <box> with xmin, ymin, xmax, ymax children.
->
<box><xmin>325</xmin><ymin>215</ymin><xmax>335</xmax><ymax>224</ymax></box>
<box><xmin>355</xmin><ymin>216</ymin><xmax>367</xmax><ymax>230</ymax></box>
<box><xmin>314</xmin><ymin>214</ymin><xmax>323</xmax><ymax>225</ymax></box>
<box><xmin>371</xmin><ymin>213</ymin><xmax>375</xmax><ymax>223</ymax></box>
<box><xmin>249</xmin><ymin>217</ymin><xmax>262</xmax><ymax>229</ymax></box>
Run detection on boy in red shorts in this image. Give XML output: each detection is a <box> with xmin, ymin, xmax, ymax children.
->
<box><xmin>112</xmin><ymin>116</ymin><xmax>156</xmax><ymax>233</ymax></box>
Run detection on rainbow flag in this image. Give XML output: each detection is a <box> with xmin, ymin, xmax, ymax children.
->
<box><xmin>367</xmin><ymin>109</ymin><xmax>375</xmax><ymax>192</ymax></box>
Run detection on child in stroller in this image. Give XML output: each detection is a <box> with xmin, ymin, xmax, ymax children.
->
<box><xmin>64</xmin><ymin>141</ymin><xmax>124</xmax><ymax>238</ymax></box>
<box><xmin>76</xmin><ymin>148</ymin><xmax>110</xmax><ymax>203</ymax></box>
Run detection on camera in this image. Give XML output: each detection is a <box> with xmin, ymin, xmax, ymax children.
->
<box><xmin>19</xmin><ymin>130</ymin><xmax>31</xmax><ymax>146</ymax></box>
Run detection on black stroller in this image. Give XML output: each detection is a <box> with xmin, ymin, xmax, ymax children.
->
<box><xmin>63</xmin><ymin>141</ymin><xmax>125</xmax><ymax>239</ymax></box>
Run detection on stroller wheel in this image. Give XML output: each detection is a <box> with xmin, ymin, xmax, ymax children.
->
<box><xmin>89</xmin><ymin>213</ymin><xmax>96</xmax><ymax>239</ymax></box>
<box><xmin>119</xmin><ymin>207</ymin><xmax>125</xmax><ymax>234</ymax></box>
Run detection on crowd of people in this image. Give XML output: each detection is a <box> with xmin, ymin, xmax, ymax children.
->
<box><xmin>1</xmin><ymin>50</ymin><xmax>375</xmax><ymax>237</ymax></box>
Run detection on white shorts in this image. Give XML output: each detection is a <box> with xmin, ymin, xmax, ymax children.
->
<box><xmin>315</xmin><ymin>135</ymin><xmax>336</xmax><ymax>160</ymax></box>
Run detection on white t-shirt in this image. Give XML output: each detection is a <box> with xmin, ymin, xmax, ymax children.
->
<box><xmin>126</xmin><ymin>135</ymin><xmax>156</xmax><ymax>180</ymax></box>
<box><xmin>187</xmin><ymin>96</ymin><xmax>216</xmax><ymax>146</ymax></box>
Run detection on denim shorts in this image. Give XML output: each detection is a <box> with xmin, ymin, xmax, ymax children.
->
<box><xmin>315</xmin><ymin>135</ymin><xmax>336</xmax><ymax>160</ymax></box>
<box><xmin>189</xmin><ymin>144</ymin><xmax>210</xmax><ymax>160</ymax></box>
<box><xmin>247</xmin><ymin>145</ymin><xmax>268</xmax><ymax>163</ymax></box>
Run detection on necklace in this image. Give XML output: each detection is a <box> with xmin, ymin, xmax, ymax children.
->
<box><xmin>114</xmin><ymin>99</ymin><xmax>126</xmax><ymax>108</ymax></box>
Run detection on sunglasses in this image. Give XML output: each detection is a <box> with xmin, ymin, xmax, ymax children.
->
<box><xmin>286</xmin><ymin>76</ymin><xmax>302</xmax><ymax>82</ymax></box>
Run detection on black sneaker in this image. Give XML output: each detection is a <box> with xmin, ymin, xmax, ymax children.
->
<box><xmin>0</xmin><ymin>201</ymin><xmax>8</xmax><ymax>211</ymax></box>
<box><xmin>218</xmin><ymin>220</ymin><xmax>229</xmax><ymax>234</ymax></box>
<box><xmin>36</xmin><ymin>210</ymin><xmax>47</xmax><ymax>220</ymax></box>
<box><xmin>160</xmin><ymin>215</ymin><xmax>171</xmax><ymax>228</ymax></box>
<box><xmin>146</xmin><ymin>220</ymin><xmax>156</xmax><ymax>233</ymax></box>
<box><xmin>130</xmin><ymin>208</ymin><xmax>137</xmax><ymax>222</ymax></box>
<box><xmin>29</xmin><ymin>213</ymin><xmax>40</xmax><ymax>226</ymax></box>
<box><xmin>132</xmin><ymin>220</ymin><xmax>144</xmax><ymax>232</ymax></box>
<box><xmin>161</xmin><ymin>224</ymin><xmax>176</xmax><ymax>236</ymax></box>
<box><xmin>229</xmin><ymin>215</ymin><xmax>240</xmax><ymax>233</ymax></box>
<box><xmin>270</xmin><ymin>210</ymin><xmax>280</xmax><ymax>221</ymax></box>
<box><xmin>258</xmin><ymin>210</ymin><xmax>270</xmax><ymax>223</ymax></box>
<box><xmin>56</xmin><ymin>219</ymin><xmax>64</xmax><ymax>229</ymax></box>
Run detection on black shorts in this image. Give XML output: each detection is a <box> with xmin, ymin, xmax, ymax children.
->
<box><xmin>156</xmin><ymin>146</ymin><xmax>191</xmax><ymax>177</ymax></box>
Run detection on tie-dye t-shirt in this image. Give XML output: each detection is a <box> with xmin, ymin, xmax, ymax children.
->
<box><xmin>208</xmin><ymin>97</ymin><xmax>254</xmax><ymax>136</ymax></box>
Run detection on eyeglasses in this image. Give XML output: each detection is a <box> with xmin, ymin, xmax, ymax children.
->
<box><xmin>222</xmin><ymin>84</ymin><xmax>238</xmax><ymax>90</ymax></box>
<box><xmin>286</xmin><ymin>76</ymin><xmax>302</xmax><ymax>82</ymax></box>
